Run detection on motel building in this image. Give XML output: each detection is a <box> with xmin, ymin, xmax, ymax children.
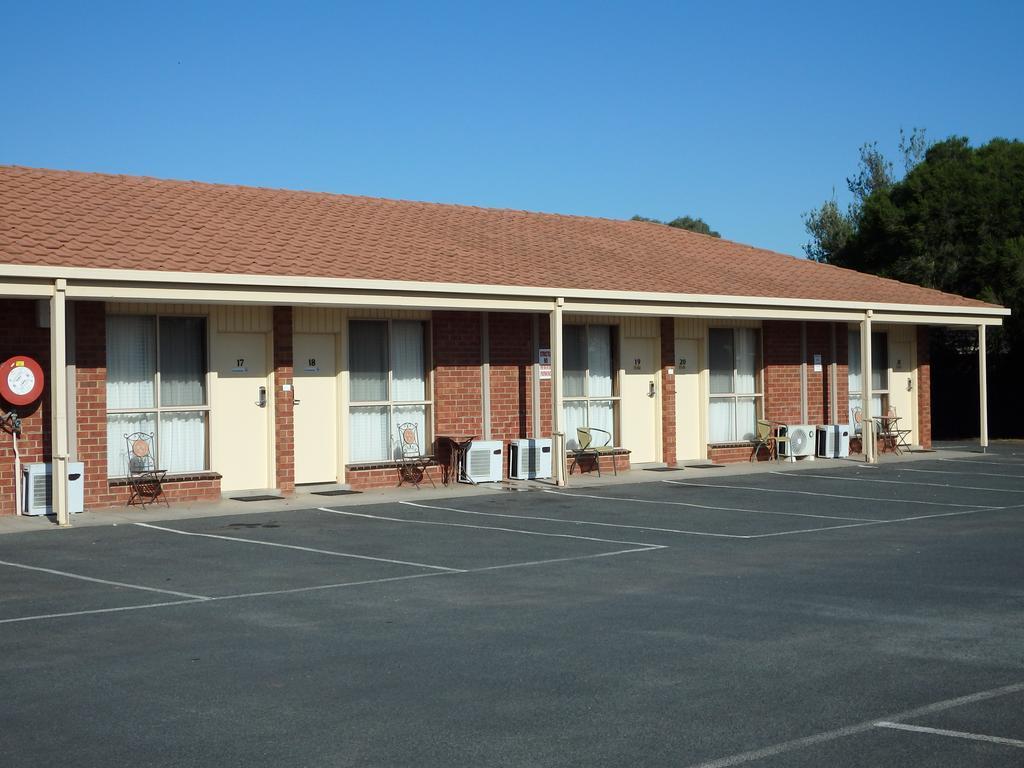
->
<box><xmin>0</xmin><ymin>167</ymin><xmax>1010</xmax><ymax>523</ymax></box>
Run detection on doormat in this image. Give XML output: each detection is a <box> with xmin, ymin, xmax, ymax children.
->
<box><xmin>684</xmin><ymin>463</ymin><xmax>726</xmax><ymax>469</ymax></box>
<box><xmin>230</xmin><ymin>495</ymin><xmax>283</xmax><ymax>502</ymax></box>
<box><xmin>908</xmin><ymin>449</ymin><xmax>936</xmax><ymax>453</ymax></box>
<box><xmin>311</xmin><ymin>489</ymin><xmax>362</xmax><ymax>496</ymax></box>
<box><xmin>643</xmin><ymin>467</ymin><xmax>685</xmax><ymax>472</ymax></box>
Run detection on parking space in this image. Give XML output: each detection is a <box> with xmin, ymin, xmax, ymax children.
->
<box><xmin>0</xmin><ymin>444</ymin><xmax>1022</xmax><ymax>766</ymax></box>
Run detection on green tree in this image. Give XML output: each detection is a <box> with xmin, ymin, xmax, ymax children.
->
<box><xmin>803</xmin><ymin>128</ymin><xmax>926</xmax><ymax>263</ymax></box>
<box><xmin>805</xmin><ymin>134</ymin><xmax>1024</xmax><ymax>437</ymax></box>
<box><xmin>631</xmin><ymin>214</ymin><xmax>721</xmax><ymax>237</ymax></box>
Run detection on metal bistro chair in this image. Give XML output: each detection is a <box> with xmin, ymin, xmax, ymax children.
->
<box><xmin>569</xmin><ymin>426</ymin><xmax>623</xmax><ymax>476</ymax></box>
<box><xmin>396</xmin><ymin>422</ymin><xmax>436</xmax><ymax>488</ymax></box>
<box><xmin>751</xmin><ymin>419</ymin><xmax>789</xmax><ymax>462</ymax></box>
<box><xmin>124</xmin><ymin>432</ymin><xmax>169</xmax><ymax>508</ymax></box>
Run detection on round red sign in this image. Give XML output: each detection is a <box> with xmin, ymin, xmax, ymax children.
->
<box><xmin>0</xmin><ymin>356</ymin><xmax>45</xmax><ymax>406</ymax></box>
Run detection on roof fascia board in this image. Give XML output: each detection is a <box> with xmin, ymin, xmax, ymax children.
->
<box><xmin>65</xmin><ymin>282</ymin><xmax>553</xmax><ymax>312</ymax></box>
<box><xmin>0</xmin><ymin>278</ymin><xmax>56</xmax><ymax>298</ymax></box>
<box><xmin>870</xmin><ymin>312</ymin><xmax>1003</xmax><ymax>327</ymax></box>
<box><xmin>1</xmin><ymin>264</ymin><xmax>1009</xmax><ymax>318</ymax></box>
<box><xmin>562</xmin><ymin>301</ymin><xmax>866</xmax><ymax>322</ymax></box>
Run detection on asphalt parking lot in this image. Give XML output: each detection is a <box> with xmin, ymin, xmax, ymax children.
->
<box><xmin>1</xmin><ymin>443</ymin><xmax>1022</xmax><ymax>767</ymax></box>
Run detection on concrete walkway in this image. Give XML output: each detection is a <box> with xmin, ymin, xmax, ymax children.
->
<box><xmin>0</xmin><ymin>442</ymin><xmax>999</xmax><ymax>535</ymax></box>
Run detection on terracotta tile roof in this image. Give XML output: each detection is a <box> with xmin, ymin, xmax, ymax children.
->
<box><xmin>0</xmin><ymin>165</ymin><xmax>1000</xmax><ymax>310</ymax></box>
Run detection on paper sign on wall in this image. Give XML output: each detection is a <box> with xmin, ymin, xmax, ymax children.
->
<box><xmin>539</xmin><ymin>348</ymin><xmax>552</xmax><ymax>380</ymax></box>
<box><xmin>813</xmin><ymin>354</ymin><xmax>822</xmax><ymax>373</ymax></box>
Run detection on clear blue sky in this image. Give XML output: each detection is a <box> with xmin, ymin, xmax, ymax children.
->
<box><xmin>2</xmin><ymin>0</ymin><xmax>1021</xmax><ymax>257</ymax></box>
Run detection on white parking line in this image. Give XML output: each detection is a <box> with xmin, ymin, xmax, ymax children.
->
<box><xmin>680</xmin><ymin>681</ymin><xmax>1024</xmax><ymax>768</ymax></box>
<box><xmin>902</xmin><ymin>467</ymin><xmax>1024</xmax><ymax>480</ymax></box>
<box><xmin>399</xmin><ymin>496</ymin><xmax>747</xmax><ymax>538</ymax></box>
<box><xmin>0</xmin><ymin>558</ymin><xmax>211</xmax><ymax>600</ymax></box>
<box><xmin>664</xmin><ymin>480</ymin><xmax>994</xmax><ymax>508</ymax></box>
<box><xmin>874</xmin><ymin>721</ymin><xmax>1024</xmax><ymax>748</ymax></box>
<box><xmin>325</xmin><ymin>504</ymin><xmax>666</xmax><ymax>547</ymax></box>
<box><xmin>544</xmin><ymin>489</ymin><xmax>879</xmax><ymax>523</ymax></box>
<box><xmin>939</xmin><ymin>458</ymin><xmax>1024</xmax><ymax>468</ymax></box>
<box><xmin>133</xmin><ymin>522</ymin><xmax>462</xmax><ymax>573</ymax></box>
<box><xmin>0</xmin><ymin>599</ymin><xmax>207</xmax><ymax>625</ymax></box>
<box><xmin>771</xmin><ymin>471</ymin><xmax>1024</xmax><ymax>494</ymax></box>
<box><xmin>0</xmin><ymin>541</ymin><xmax>666</xmax><ymax>625</ymax></box>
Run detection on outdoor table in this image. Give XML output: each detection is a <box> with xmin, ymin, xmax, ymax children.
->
<box><xmin>873</xmin><ymin>415</ymin><xmax>904</xmax><ymax>454</ymax></box>
<box><xmin>435</xmin><ymin>434</ymin><xmax>478</xmax><ymax>485</ymax></box>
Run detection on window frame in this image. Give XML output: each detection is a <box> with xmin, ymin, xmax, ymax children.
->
<box><xmin>848</xmin><ymin>329</ymin><xmax>889</xmax><ymax>422</ymax></box>
<box><xmin>707</xmin><ymin>327</ymin><xmax>763</xmax><ymax>444</ymax></box>
<box><xmin>562</xmin><ymin>323</ymin><xmax>620</xmax><ymax>441</ymax></box>
<box><xmin>105</xmin><ymin>313</ymin><xmax>211</xmax><ymax>477</ymax></box>
<box><xmin>347</xmin><ymin>318</ymin><xmax>433</xmax><ymax>463</ymax></box>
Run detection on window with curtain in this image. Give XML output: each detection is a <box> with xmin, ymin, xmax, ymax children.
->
<box><xmin>349</xmin><ymin>319</ymin><xmax>430</xmax><ymax>462</ymax></box>
<box><xmin>708</xmin><ymin>327</ymin><xmax>761</xmax><ymax>443</ymax></box>
<box><xmin>106</xmin><ymin>315</ymin><xmax>209</xmax><ymax>476</ymax></box>
<box><xmin>848</xmin><ymin>330</ymin><xmax>888</xmax><ymax>430</ymax></box>
<box><xmin>563</xmin><ymin>324</ymin><xmax>618</xmax><ymax>449</ymax></box>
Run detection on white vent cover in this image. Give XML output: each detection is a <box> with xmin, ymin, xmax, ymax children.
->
<box><xmin>816</xmin><ymin>424</ymin><xmax>851</xmax><ymax>458</ymax></box>
<box><xmin>780</xmin><ymin>425</ymin><xmax>816</xmax><ymax>460</ymax></box>
<box><xmin>462</xmin><ymin>440</ymin><xmax>504</xmax><ymax>483</ymax></box>
<box><xmin>509</xmin><ymin>439</ymin><xmax>552</xmax><ymax>480</ymax></box>
<box><xmin>22</xmin><ymin>463</ymin><xmax>85</xmax><ymax>516</ymax></box>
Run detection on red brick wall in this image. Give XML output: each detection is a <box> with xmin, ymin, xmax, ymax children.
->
<box><xmin>917</xmin><ymin>326</ymin><xmax>932</xmax><ymax>448</ymax></box>
<box><xmin>432</xmin><ymin>312</ymin><xmax>483</xmax><ymax>438</ymax></box>
<box><xmin>660</xmin><ymin>318</ymin><xmax>677</xmax><ymax>466</ymax></box>
<box><xmin>0</xmin><ymin>300</ymin><xmax>51</xmax><ymax>515</ymax></box>
<box><xmin>75</xmin><ymin>301</ymin><xmax>115</xmax><ymax>507</ymax></box>
<box><xmin>708</xmin><ymin>445</ymin><xmax>756</xmax><ymax>464</ymax></box>
<box><xmin>347</xmin><ymin>464</ymin><xmax>445</xmax><ymax>491</ymax></box>
<box><xmin>538</xmin><ymin>319</ymin><xmax>552</xmax><ymax>436</ymax></box>
<box><xmin>273</xmin><ymin>306</ymin><xmax>294</xmax><ymax>494</ymax></box>
<box><xmin>488</xmin><ymin>313</ymin><xmax>533</xmax><ymax>442</ymax></box>
<box><xmin>763</xmin><ymin>320</ymin><xmax>802</xmax><ymax>425</ymax></box>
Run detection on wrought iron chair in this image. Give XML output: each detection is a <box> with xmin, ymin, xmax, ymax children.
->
<box><xmin>124</xmin><ymin>432</ymin><xmax>169</xmax><ymax>508</ymax></box>
<box><xmin>568</xmin><ymin>426</ymin><xmax>623</xmax><ymax>476</ymax></box>
<box><xmin>395</xmin><ymin>422</ymin><xmax>435</xmax><ymax>488</ymax></box>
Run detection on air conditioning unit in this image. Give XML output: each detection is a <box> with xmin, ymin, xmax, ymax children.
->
<box><xmin>461</xmin><ymin>440</ymin><xmax>504</xmax><ymax>483</ymax></box>
<box><xmin>816</xmin><ymin>424</ymin><xmax>851</xmax><ymax>458</ymax></box>
<box><xmin>22</xmin><ymin>462</ymin><xmax>85</xmax><ymax>516</ymax></box>
<box><xmin>509</xmin><ymin>438</ymin><xmax>552</xmax><ymax>480</ymax></box>
<box><xmin>778</xmin><ymin>425</ymin><xmax>816</xmax><ymax>461</ymax></box>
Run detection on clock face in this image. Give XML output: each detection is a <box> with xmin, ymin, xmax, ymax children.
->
<box><xmin>1</xmin><ymin>356</ymin><xmax>44</xmax><ymax>406</ymax></box>
<box><xmin>8</xmin><ymin>367</ymin><xmax>36</xmax><ymax>396</ymax></box>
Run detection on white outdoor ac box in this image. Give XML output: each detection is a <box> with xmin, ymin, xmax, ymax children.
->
<box><xmin>509</xmin><ymin>438</ymin><xmax>553</xmax><ymax>480</ymax></box>
<box><xmin>22</xmin><ymin>462</ymin><xmax>85</xmax><ymax>516</ymax></box>
<box><xmin>461</xmin><ymin>440</ymin><xmax>504</xmax><ymax>483</ymax></box>
<box><xmin>816</xmin><ymin>424</ymin><xmax>851</xmax><ymax>458</ymax></box>
<box><xmin>778</xmin><ymin>425</ymin><xmax>816</xmax><ymax>460</ymax></box>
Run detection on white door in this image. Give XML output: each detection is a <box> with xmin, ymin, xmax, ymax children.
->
<box><xmin>888</xmin><ymin>339</ymin><xmax>915</xmax><ymax>444</ymax></box>
<box><xmin>674</xmin><ymin>339</ymin><xmax>702</xmax><ymax>461</ymax></box>
<box><xmin>211</xmin><ymin>333</ymin><xmax>270</xmax><ymax>491</ymax></box>
<box><xmin>619</xmin><ymin>337</ymin><xmax>659</xmax><ymax>463</ymax></box>
<box><xmin>294</xmin><ymin>334</ymin><xmax>338</xmax><ymax>484</ymax></box>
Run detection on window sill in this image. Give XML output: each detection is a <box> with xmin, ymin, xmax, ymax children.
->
<box><xmin>109</xmin><ymin>471</ymin><xmax>222</xmax><ymax>487</ymax></box>
<box><xmin>346</xmin><ymin>460</ymin><xmax>437</xmax><ymax>472</ymax></box>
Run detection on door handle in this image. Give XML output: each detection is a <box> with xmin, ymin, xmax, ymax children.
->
<box><xmin>648</xmin><ymin>380</ymin><xmax>656</xmax><ymax>397</ymax></box>
<box><xmin>256</xmin><ymin>386</ymin><xmax>267</xmax><ymax>408</ymax></box>
<box><xmin>906</xmin><ymin>377</ymin><xmax>912</xmax><ymax>392</ymax></box>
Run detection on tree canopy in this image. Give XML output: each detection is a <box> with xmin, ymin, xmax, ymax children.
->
<box><xmin>804</xmin><ymin>135</ymin><xmax>1024</xmax><ymax>354</ymax></box>
<box><xmin>631</xmin><ymin>214</ymin><xmax>721</xmax><ymax>238</ymax></box>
